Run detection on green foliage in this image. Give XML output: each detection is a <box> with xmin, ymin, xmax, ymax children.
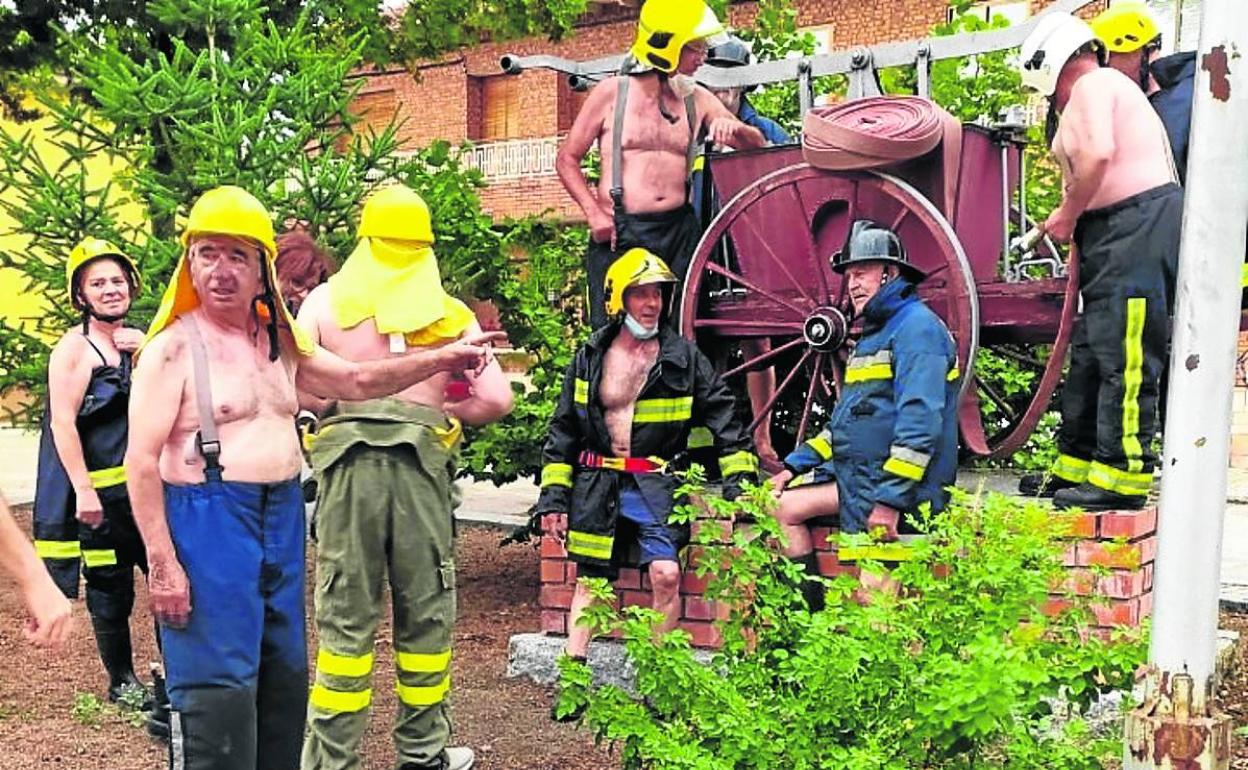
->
<box><xmin>0</xmin><ymin>0</ymin><xmax>508</xmax><ymax>421</ymax></box>
<box><xmin>113</xmin><ymin>683</ymin><xmax>150</xmax><ymax>728</ymax></box>
<box><xmin>71</xmin><ymin>692</ymin><xmax>105</xmax><ymax>727</ymax></box>
<box><xmin>390</xmin><ymin>0</ymin><xmax>589</xmax><ymax>61</ymax></box>
<box><xmin>460</xmin><ymin>220</ymin><xmax>588</xmax><ymax>483</ymax></box>
<box><xmin>561</xmin><ymin>476</ymin><xmax>1147</xmax><ymax>769</ymax></box>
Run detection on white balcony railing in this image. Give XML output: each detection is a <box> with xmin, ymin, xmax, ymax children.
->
<box><xmin>460</xmin><ymin>135</ymin><xmax>561</xmax><ymax>182</ymax></box>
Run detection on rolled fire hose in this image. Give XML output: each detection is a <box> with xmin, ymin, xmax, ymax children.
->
<box><xmin>801</xmin><ymin>95</ymin><xmax>953</xmax><ymax>170</ymax></box>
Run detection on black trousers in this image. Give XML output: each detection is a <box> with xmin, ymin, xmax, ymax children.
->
<box><xmin>1054</xmin><ymin>184</ymin><xmax>1182</xmax><ymax>496</ymax></box>
<box><xmin>586</xmin><ymin>204</ymin><xmax>701</xmax><ymax>330</ymax></box>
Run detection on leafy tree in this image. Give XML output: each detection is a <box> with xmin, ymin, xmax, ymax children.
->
<box><xmin>0</xmin><ymin>0</ymin><xmax>507</xmax><ymax>419</ymax></box>
<box><xmin>560</xmin><ymin>478</ymin><xmax>1147</xmax><ymax>769</ymax></box>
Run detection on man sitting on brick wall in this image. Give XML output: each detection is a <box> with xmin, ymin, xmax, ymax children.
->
<box><xmin>555</xmin><ymin>0</ymin><xmax>764</xmax><ymax>332</ymax></box>
<box><xmin>769</xmin><ymin>221</ymin><xmax>960</xmax><ymax>610</ymax></box>
<box><xmin>535</xmin><ymin>248</ymin><xmax>756</xmax><ymax>709</ymax></box>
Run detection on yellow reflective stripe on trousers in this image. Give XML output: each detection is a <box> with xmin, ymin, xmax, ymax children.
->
<box><xmin>88</xmin><ymin>465</ymin><xmax>126</xmax><ymax>489</ymax></box>
<box><xmin>541</xmin><ymin>462</ymin><xmax>573</xmax><ymax>488</ymax></box>
<box><xmin>687</xmin><ymin>426</ymin><xmax>714</xmax><ymax>449</ymax></box>
<box><xmin>718</xmin><ymin>451</ymin><xmax>758</xmax><ymax>477</ymax></box>
<box><xmin>567</xmin><ymin>530</ymin><xmax>614</xmax><ymax>560</ymax></box>
<box><xmin>316</xmin><ymin>648</ymin><xmax>374</xmax><ymax>678</ymax></box>
<box><xmin>947</xmin><ymin>367</ymin><xmax>960</xmax><ymax>382</ymax></box>
<box><xmin>1121</xmin><ymin>298</ymin><xmax>1146</xmax><ymax>474</ymax></box>
<box><xmin>82</xmin><ymin>549</ymin><xmax>118</xmax><ymax>568</ymax></box>
<box><xmin>310</xmin><ymin>683</ymin><xmax>372</xmax><ymax>713</ymax></box>
<box><xmin>633</xmin><ymin>397</ymin><xmax>693</xmax><ymax>423</ymax></box>
<box><xmin>396</xmin><ymin>649</ymin><xmax>451</xmax><ymax>674</ymax></box>
<box><xmin>35</xmin><ymin>540</ymin><xmax>81</xmax><ymax>559</ymax></box>
<box><xmin>396</xmin><ymin>674</ymin><xmax>451</xmax><ymax>707</ymax></box>
<box><xmin>839</xmin><ymin>534</ymin><xmax>923</xmax><ymax>562</ymax></box>
<box><xmin>1051</xmin><ymin>454</ymin><xmax>1090</xmax><ymax>484</ymax></box>
<box><xmin>844</xmin><ymin>364</ymin><xmax>893</xmax><ymax>384</ymax></box>
<box><xmin>573</xmin><ymin>378</ymin><xmax>589</xmax><ymax>405</ymax></box>
<box><xmin>1087</xmin><ymin>461</ymin><xmax>1152</xmax><ymax>496</ymax></box>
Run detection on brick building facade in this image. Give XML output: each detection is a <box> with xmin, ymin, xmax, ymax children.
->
<box><xmin>350</xmin><ymin>0</ymin><xmax>1101</xmax><ymax>222</ymax></box>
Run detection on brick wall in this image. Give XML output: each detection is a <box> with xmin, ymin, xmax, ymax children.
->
<box><xmin>349</xmin><ymin>0</ymin><xmax>972</xmax><ymax>222</ymax></box>
<box><xmin>538</xmin><ymin>503</ymin><xmax>1156</xmax><ymax>648</ymax></box>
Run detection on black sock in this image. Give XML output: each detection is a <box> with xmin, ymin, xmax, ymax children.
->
<box><xmin>795</xmin><ymin>551</ymin><xmax>826</xmax><ymax>612</ymax></box>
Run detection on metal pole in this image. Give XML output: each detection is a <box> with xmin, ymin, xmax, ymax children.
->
<box><xmin>1124</xmin><ymin>0</ymin><xmax>1247</xmax><ymax>766</ymax></box>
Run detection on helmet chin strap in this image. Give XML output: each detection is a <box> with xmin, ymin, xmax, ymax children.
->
<box><xmin>256</xmin><ymin>263</ymin><xmax>282</xmax><ymax>363</ymax></box>
<box><xmin>656</xmin><ymin>73</ymin><xmax>680</xmax><ymax>124</ymax></box>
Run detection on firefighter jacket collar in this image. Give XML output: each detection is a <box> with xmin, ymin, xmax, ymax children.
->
<box><xmin>860</xmin><ymin>276</ymin><xmax>919</xmax><ymax>332</ymax></box>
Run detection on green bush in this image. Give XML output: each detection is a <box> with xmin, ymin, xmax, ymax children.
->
<box><xmin>559</xmin><ymin>476</ymin><xmax>1146</xmax><ymax>769</ymax></box>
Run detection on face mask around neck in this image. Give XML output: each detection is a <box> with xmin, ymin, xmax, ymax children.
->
<box><xmin>624</xmin><ymin>313</ymin><xmax>660</xmax><ymax>340</ymax></box>
<box><xmin>669</xmin><ymin>73</ymin><xmax>697</xmax><ymax>99</ymax></box>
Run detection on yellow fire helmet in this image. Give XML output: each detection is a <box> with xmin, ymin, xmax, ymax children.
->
<box><xmin>327</xmin><ymin>185</ymin><xmax>473</xmax><ymax>344</ymax></box>
<box><xmin>604</xmin><ymin>247</ymin><xmax>677</xmax><ymax>318</ymax></box>
<box><xmin>143</xmin><ymin>185</ymin><xmax>314</xmax><ymax>357</ymax></box>
<box><xmin>65</xmin><ymin>237</ymin><xmax>141</xmax><ymax>310</ymax></box>
<box><xmin>630</xmin><ymin>0</ymin><xmax>728</xmax><ymax>74</ymax></box>
<box><xmin>1090</xmin><ymin>2</ymin><xmax>1161</xmax><ymax>53</ymax></box>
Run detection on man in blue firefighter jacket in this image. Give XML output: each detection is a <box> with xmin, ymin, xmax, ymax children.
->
<box><xmin>769</xmin><ymin>220</ymin><xmax>959</xmax><ymax>609</ymax></box>
<box><xmin>535</xmin><ymin>247</ymin><xmax>757</xmax><ymax>664</ymax></box>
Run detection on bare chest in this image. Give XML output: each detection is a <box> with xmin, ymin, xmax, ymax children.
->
<box><xmin>599</xmin><ymin>342</ymin><xmax>659</xmax><ymax>411</ymax></box>
<box><xmin>183</xmin><ymin>335</ymin><xmax>298</xmax><ymax>429</ymax></box>
<box><xmin>604</xmin><ymin>87</ymin><xmax>694</xmax><ymax>156</ymax></box>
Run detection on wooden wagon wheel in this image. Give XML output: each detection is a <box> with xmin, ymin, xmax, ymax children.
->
<box><xmin>958</xmin><ymin>216</ymin><xmax>1078</xmax><ymax>459</ymax></box>
<box><xmin>678</xmin><ymin>164</ymin><xmax>978</xmax><ymax>454</ymax></box>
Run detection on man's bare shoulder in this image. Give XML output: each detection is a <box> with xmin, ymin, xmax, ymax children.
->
<box><xmin>1074</xmin><ymin>67</ymin><xmax>1139</xmax><ymax>100</ymax></box>
<box><xmin>137</xmin><ymin>321</ymin><xmax>188</xmax><ymax>370</ymax></box>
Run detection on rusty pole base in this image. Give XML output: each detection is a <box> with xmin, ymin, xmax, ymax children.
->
<box><xmin>1124</xmin><ymin>672</ymin><xmax>1233</xmax><ymax>769</ymax></box>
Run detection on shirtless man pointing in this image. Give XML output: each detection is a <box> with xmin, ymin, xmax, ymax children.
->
<box><xmin>124</xmin><ymin>186</ymin><xmax>501</xmax><ymax>770</ymax></box>
<box><xmin>1016</xmin><ymin>13</ymin><xmax>1181</xmax><ymax>511</ymax></box>
<box><xmin>557</xmin><ymin>0</ymin><xmax>765</xmax><ymax>330</ymax></box>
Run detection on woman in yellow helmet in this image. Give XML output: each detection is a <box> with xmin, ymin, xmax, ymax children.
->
<box><xmin>31</xmin><ymin>238</ymin><xmax>163</xmax><ymax>721</ymax></box>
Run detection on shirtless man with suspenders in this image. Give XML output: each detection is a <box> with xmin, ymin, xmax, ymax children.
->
<box><xmin>125</xmin><ymin>186</ymin><xmax>501</xmax><ymax>770</ymax></box>
<box><xmin>556</xmin><ymin>0</ymin><xmax>764</xmax><ymax>331</ymax></box>
<box><xmin>1017</xmin><ymin>13</ymin><xmax>1181</xmax><ymax>511</ymax></box>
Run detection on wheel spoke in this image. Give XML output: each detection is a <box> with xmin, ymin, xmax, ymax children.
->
<box><xmin>748</xmin><ymin>348</ymin><xmax>814</xmax><ymax>434</ymax></box>
<box><xmin>795</xmin><ymin>352</ymin><xmax>825</xmax><ymax>443</ymax></box>
<box><xmin>705</xmin><ymin>262</ymin><xmax>812</xmax><ymax>317</ymax></box>
<box><xmin>977</xmin><ymin>376</ymin><xmax>1018</xmax><ymax>424</ymax></box>
<box><xmin>788</xmin><ymin>181</ymin><xmax>832</xmax><ymax>300</ymax></box>
<box><xmin>925</xmin><ymin>262</ymin><xmax>951</xmax><ymax>278</ymax></box>
<box><xmin>735</xmin><ymin>215</ymin><xmax>821</xmax><ymax>306</ymax></box>
<box><xmin>722</xmin><ymin>336</ymin><xmax>807</xmax><ymax>379</ymax></box>
<box><xmin>889</xmin><ymin>206</ymin><xmax>910</xmax><ymax>232</ymax></box>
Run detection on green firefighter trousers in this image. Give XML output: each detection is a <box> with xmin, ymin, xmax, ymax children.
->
<box><xmin>301</xmin><ymin>400</ymin><xmax>460</xmax><ymax>770</ymax></box>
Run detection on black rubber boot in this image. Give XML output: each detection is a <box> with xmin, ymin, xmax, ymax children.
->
<box><xmin>1017</xmin><ymin>473</ymin><xmax>1079</xmax><ymax>498</ymax></box>
<box><xmin>1053</xmin><ymin>483</ymin><xmax>1146</xmax><ymax>512</ymax></box>
<box><xmin>795</xmin><ymin>552</ymin><xmax>826</xmax><ymax>613</ymax></box>
<box><xmin>168</xmin><ymin>686</ymin><xmax>258</xmax><ymax>770</ymax></box>
<box><xmin>146</xmin><ymin>663</ymin><xmax>171</xmax><ymax>743</ymax></box>
<box><xmin>90</xmin><ymin>614</ymin><xmax>150</xmax><ymax>706</ymax></box>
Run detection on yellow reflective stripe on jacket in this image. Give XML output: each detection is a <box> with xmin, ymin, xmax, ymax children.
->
<box><xmin>633</xmin><ymin>397</ymin><xmax>693</xmax><ymax>423</ymax></box>
<box><xmin>396</xmin><ymin>650</ymin><xmax>451</xmax><ymax>674</ymax></box>
<box><xmin>839</xmin><ymin>534</ymin><xmax>923</xmax><ymax>562</ymax></box>
<box><xmin>541</xmin><ymin>463</ymin><xmax>573</xmax><ymax>488</ymax></box>
<box><xmin>396</xmin><ymin>674</ymin><xmax>451</xmax><ymax>707</ymax></box>
<box><xmin>88</xmin><ymin>465</ymin><xmax>126</xmax><ymax>489</ymax></box>
<box><xmin>805</xmin><ymin>428</ymin><xmax>833</xmax><ymax>461</ymax></box>
<box><xmin>719</xmin><ymin>451</ymin><xmax>758</xmax><ymax>477</ymax></box>
<box><xmin>1121</xmin><ymin>298</ymin><xmax>1146</xmax><ymax>474</ymax></box>
<box><xmin>567</xmin><ymin>530</ymin><xmax>614</xmax><ymax>560</ymax></box>
<box><xmin>882</xmin><ymin>445</ymin><xmax>929</xmax><ymax>482</ymax></box>
<box><xmin>1087</xmin><ymin>461</ymin><xmax>1152</xmax><ymax>496</ymax></box>
<box><xmin>1242</xmin><ymin>263</ymin><xmax>1248</xmax><ymax>287</ymax></box>
<box><xmin>573</xmin><ymin>378</ymin><xmax>589</xmax><ymax>405</ymax></box>
<box><xmin>316</xmin><ymin>649</ymin><xmax>374</xmax><ymax>678</ymax></box>
<box><xmin>947</xmin><ymin>367</ymin><xmax>960</xmax><ymax>382</ymax></box>
<box><xmin>82</xmin><ymin>549</ymin><xmax>118</xmax><ymax>568</ymax></box>
<box><xmin>691</xmin><ymin>154</ymin><xmax>706</xmax><ymax>172</ymax></box>
<box><xmin>1051</xmin><ymin>454</ymin><xmax>1090</xmax><ymax>484</ymax></box>
<box><xmin>35</xmin><ymin>540</ymin><xmax>81</xmax><ymax>559</ymax></box>
<box><xmin>844</xmin><ymin>364</ymin><xmax>893</xmax><ymax>384</ymax></box>
<box><xmin>310</xmin><ymin>684</ymin><xmax>372</xmax><ymax>713</ymax></box>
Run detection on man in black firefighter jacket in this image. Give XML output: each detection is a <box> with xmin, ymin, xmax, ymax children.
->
<box><xmin>535</xmin><ymin>247</ymin><xmax>757</xmax><ymax>666</ymax></box>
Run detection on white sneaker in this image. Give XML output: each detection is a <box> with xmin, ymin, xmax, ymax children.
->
<box><xmin>443</xmin><ymin>747</ymin><xmax>475</xmax><ymax>770</ymax></box>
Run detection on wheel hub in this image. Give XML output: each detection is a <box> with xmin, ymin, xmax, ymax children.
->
<box><xmin>803</xmin><ymin>307</ymin><xmax>849</xmax><ymax>352</ymax></box>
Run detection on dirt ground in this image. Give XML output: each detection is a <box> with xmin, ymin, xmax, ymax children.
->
<box><xmin>0</xmin><ymin>513</ymin><xmax>612</xmax><ymax>770</ymax></box>
<box><xmin>2</xmin><ymin>507</ymin><xmax>1247</xmax><ymax>769</ymax></box>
